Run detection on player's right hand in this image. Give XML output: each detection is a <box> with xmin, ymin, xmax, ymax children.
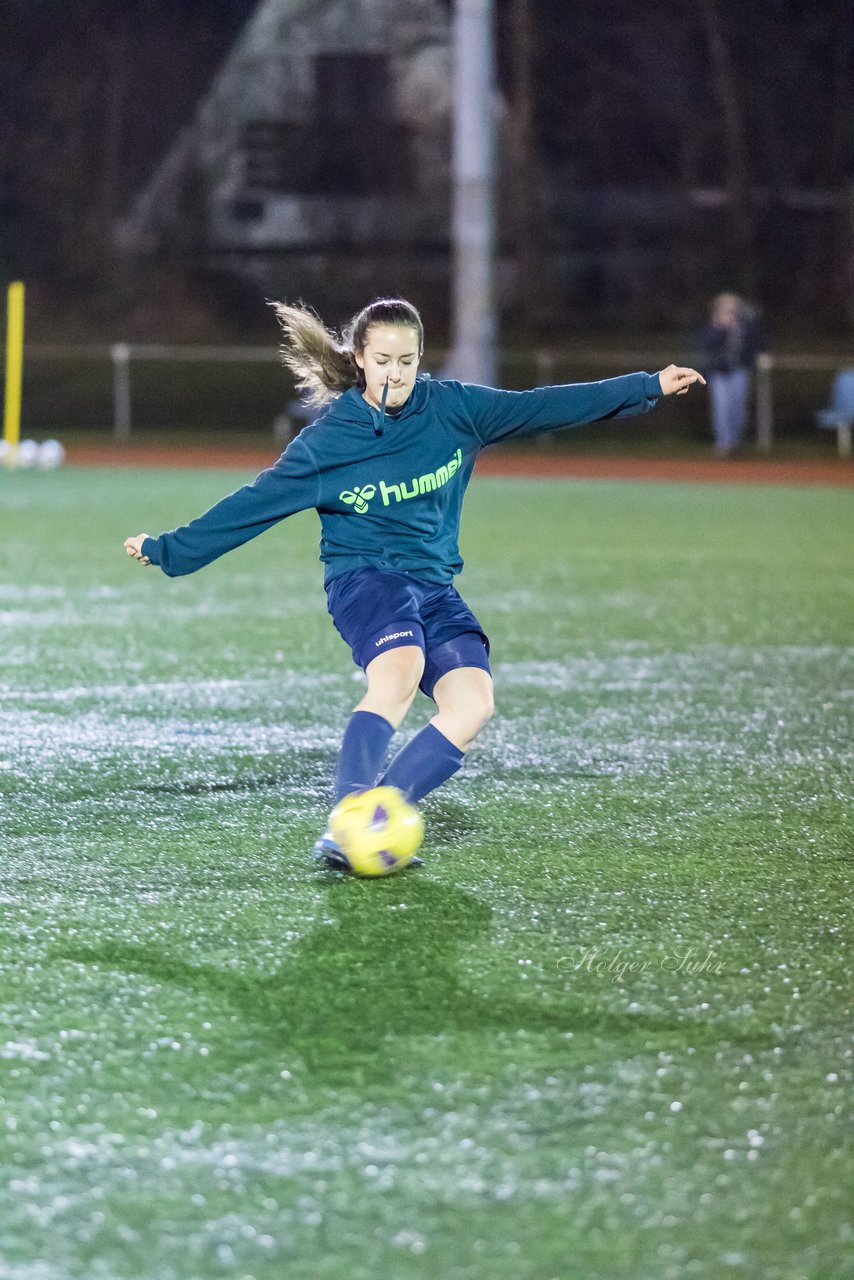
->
<box><xmin>123</xmin><ymin>534</ymin><xmax>151</xmax><ymax>565</ymax></box>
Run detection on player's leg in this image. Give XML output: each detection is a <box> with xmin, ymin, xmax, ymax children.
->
<box><xmin>430</xmin><ymin>665</ymin><xmax>495</xmax><ymax>751</ymax></box>
<box><xmin>335</xmin><ymin>644</ymin><xmax>425</xmax><ymax>800</ymax></box>
<box><xmin>325</xmin><ymin>568</ymin><xmax>428</xmax><ymax>803</ymax></box>
<box><xmin>317</xmin><ymin>643</ymin><xmax>426</xmax><ymax>871</ymax></box>
<box><xmin>378</xmin><ymin>629</ymin><xmax>493</xmax><ymax>803</ymax></box>
<box><xmin>357</xmin><ymin>644</ymin><xmax>425</xmax><ymax>724</ymax></box>
<box><xmin>320</xmin><ymin>575</ymin><xmax>489</xmax><ymax>869</ymax></box>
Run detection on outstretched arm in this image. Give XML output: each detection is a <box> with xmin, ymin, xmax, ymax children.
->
<box><xmin>122</xmin><ymin>433</ymin><xmax>320</xmax><ymax>577</ymax></box>
<box><xmin>458</xmin><ymin>366</ymin><xmax>705</xmax><ymax>446</ymax></box>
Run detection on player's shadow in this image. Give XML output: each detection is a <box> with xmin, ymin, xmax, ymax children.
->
<box><xmin>417</xmin><ymin>796</ymin><xmax>479</xmax><ymax>845</ymax></box>
<box><xmin>51</xmin><ymin>876</ymin><xmax>747</xmax><ymax>1089</ymax></box>
<box><xmin>51</xmin><ymin>878</ymin><xmax>569</xmax><ymax>1083</ymax></box>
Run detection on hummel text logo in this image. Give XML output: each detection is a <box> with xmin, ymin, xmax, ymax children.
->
<box><xmin>339</xmin><ymin>448</ymin><xmax>463</xmax><ymax>514</ymax></box>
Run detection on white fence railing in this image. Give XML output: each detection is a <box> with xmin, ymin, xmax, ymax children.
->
<box><xmin>23</xmin><ymin>342</ymin><xmax>852</xmax><ymax>451</ymax></box>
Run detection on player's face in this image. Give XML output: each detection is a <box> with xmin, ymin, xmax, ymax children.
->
<box><xmin>355</xmin><ymin>324</ymin><xmax>421</xmax><ymax>411</ymax></box>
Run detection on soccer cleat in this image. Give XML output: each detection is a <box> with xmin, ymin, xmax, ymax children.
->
<box><xmin>313</xmin><ymin>831</ymin><xmax>352</xmax><ymax>872</ymax></box>
<box><xmin>313</xmin><ymin>830</ymin><xmax>423</xmax><ymax>873</ymax></box>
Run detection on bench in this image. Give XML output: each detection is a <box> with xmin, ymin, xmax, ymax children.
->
<box><xmin>815</xmin><ymin>368</ymin><xmax>854</xmax><ymax>458</ymax></box>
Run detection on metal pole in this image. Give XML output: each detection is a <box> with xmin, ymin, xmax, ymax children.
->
<box><xmin>755</xmin><ymin>351</ymin><xmax>774</xmax><ymax>453</ymax></box>
<box><xmin>3</xmin><ymin>282</ymin><xmax>25</xmax><ymax>458</ymax></box>
<box><xmin>450</xmin><ymin>0</ymin><xmax>497</xmax><ymax>386</ymax></box>
<box><xmin>112</xmin><ymin>342</ymin><xmax>132</xmax><ymax>441</ymax></box>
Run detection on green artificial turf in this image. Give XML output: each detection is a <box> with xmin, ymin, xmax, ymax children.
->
<box><xmin>1</xmin><ymin>466</ymin><xmax>852</xmax><ymax>1280</ymax></box>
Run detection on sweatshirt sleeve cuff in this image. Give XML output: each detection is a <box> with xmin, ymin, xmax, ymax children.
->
<box><xmin>141</xmin><ymin>535</ymin><xmax>159</xmax><ymax>563</ymax></box>
<box><xmin>645</xmin><ymin>372</ymin><xmax>663</xmax><ymax>399</ymax></box>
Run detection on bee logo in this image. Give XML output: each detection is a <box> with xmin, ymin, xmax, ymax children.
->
<box><xmin>339</xmin><ymin>484</ymin><xmax>376</xmax><ymax>514</ymax></box>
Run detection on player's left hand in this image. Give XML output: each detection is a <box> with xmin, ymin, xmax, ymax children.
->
<box><xmin>658</xmin><ymin>365</ymin><xmax>707</xmax><ymax>396</ymax></box>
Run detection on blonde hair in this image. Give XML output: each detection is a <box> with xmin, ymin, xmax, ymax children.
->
<box><xmin>270</xmin><ymin>298</ymin><xmax>424</xmax><ymax>408</ymax></box>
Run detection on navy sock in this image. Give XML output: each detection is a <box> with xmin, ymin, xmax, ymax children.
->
<box><xmin>335</xmin><ymin>710</ymin><xmax>395</xmax><ymax>802</ymax></box>
<box><xmin>379</xmin><ymin>723</ymin><xmax>465</xmax><ymax>803</ymax></box>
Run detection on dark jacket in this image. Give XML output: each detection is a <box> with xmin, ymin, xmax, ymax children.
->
<box><xmin>699</xmin><ymin>311</ymin><xmax>765</xmax><ymax>374</ymax></box>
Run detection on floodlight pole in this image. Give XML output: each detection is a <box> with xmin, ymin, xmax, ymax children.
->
<box><xmin>449</xmin><ymin>0</ymin><xmax>497</xmax><ymax>386</ymax></box>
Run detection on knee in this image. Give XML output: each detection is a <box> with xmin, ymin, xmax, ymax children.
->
<box><xmin>472</xmin><ymin>684</ymin><xmax>495</xmax><ymax>735</ymax></box>
<box><xmin>468</xmin><ymin>677</ymin><xmax>495</xmax><ymax>724</ymax></box>
<box><xmin>386</xmin><ymin>651</ymin><xmax>425</xmax><ymax>702</ymax></box>
<box><xmin>366</xmin><ymin>646</ymin><xmax>425</xmax><ymax>708</ymax></box>
<box><xmin>436</xmin><ymin>677</ymin><xmax>494</xmax><ymax>740</ymax></box>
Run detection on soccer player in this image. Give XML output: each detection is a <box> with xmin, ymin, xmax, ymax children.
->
<box><xmin>124</xmin><ymin>298</ymin><xmax>705</xmax><ymax>871</ymax></box>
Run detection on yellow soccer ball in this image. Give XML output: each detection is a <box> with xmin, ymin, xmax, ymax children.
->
<box><xmin>328</xmin><ymin>786</ymin><xmax>424</xmax><ymax>877</ymax></box>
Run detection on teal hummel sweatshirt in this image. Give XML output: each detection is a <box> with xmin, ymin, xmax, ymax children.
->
<box><xmin>142</xmin><ymin>372</ymin><xmax>662</xmax><ymax>584</ymax></box>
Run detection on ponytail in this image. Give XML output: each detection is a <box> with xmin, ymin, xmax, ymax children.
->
<box><xmin>270</xmin><ymin>302</ymin><xmax>357</xmax><ymax>408</ymax></box>
<box><xmin>270</xmin><ymin>297</ymin><xmax>424</xmax><ymax>408</ymax></box>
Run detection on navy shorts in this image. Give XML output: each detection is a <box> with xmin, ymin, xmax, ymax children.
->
<box><xmin>325</xmin><ymin>567</ymin><xmax>491</xmax><ymax>700</ymax></box>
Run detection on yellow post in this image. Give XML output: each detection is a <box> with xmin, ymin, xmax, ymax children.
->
<box><xmin>3</xmin><ymin>281</ymin><xmax>25</xmax><ymax>455</ymax></box>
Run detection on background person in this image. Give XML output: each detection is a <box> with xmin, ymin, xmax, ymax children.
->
<box><xmin>699</xmin><ymin>292</ymin><xmax>766</xmax><ymax>457</ymax></box>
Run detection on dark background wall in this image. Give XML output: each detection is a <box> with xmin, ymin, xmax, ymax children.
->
<box><xmin>1</xmin><ymin>0</ymin><xmax>852</xmax><ymax>343</ymax></box>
